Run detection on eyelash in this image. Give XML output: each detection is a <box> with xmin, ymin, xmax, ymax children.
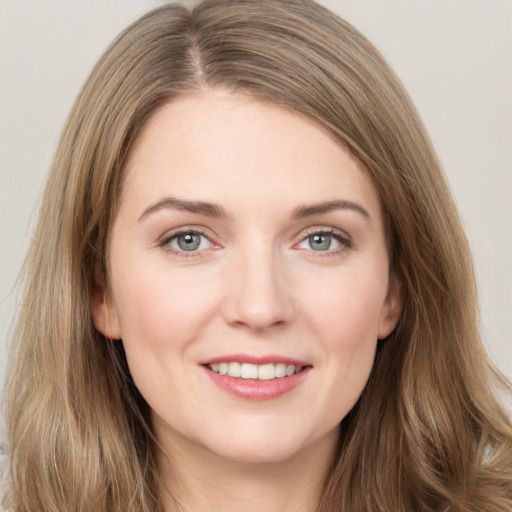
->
<box><xmin>159</xmin><ymin>228</ymin><xmax>212</xmax><ymax>258</ymax></box>
<box><xmin>158</xmin><ymin>227</ymin><xmax>352</xmax><ymax>258</ymax></box>
<box><xmin>297</xmin><ymin>227</ymin><xmax>352</xmax><ymax>256</ymax></box>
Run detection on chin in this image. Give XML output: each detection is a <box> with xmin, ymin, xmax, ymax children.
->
<box><xmin>198</xmin><ymin>423</ymin><xmax>339</xmax><ymax>467</ymax></box>
<box><xmin>207</xmin><ymin>440</ymin><xmax>307</xmax><ymax>465</ymax></box>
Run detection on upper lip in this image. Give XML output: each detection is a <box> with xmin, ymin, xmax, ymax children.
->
<box><xmin>199</xmin><ymin>354</ymin><xmax>311</xmax><ymax>367</ymax></box>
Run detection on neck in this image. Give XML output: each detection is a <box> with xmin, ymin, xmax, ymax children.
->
<box><xmin>156</xmin><ymin>428</ymin><xmax>339</xmax><ymax>512</ymax></box>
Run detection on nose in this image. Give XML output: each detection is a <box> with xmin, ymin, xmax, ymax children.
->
<box><xmin>222</xmin><ymin>246</ymin><xmax>295</xmax><ymax>332</ymax></box>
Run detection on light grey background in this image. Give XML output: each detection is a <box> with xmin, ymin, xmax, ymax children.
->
<box><xmin>1</xmin><ymin>0</ymin><xmax>511</xmax><ymax>427</ymax></box>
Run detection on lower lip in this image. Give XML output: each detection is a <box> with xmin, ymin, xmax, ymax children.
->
<box><xmin>202</xmin><ymin>366</ymin><xmax>311</xmax><ymax>401</ymax></box>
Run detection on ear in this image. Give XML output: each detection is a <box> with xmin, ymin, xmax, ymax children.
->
<box><xmin>90</xmin><ymin>260</ymin><xmax>122</xmax><ymax>340</ymax></box>
<box><xmin>377</xmin><ymin>271</ymin><xmax>403</xmax><ymax>340</ymax></box>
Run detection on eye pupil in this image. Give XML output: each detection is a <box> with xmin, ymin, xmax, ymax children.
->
<box><xmin>309</xmin><ymin>234</ymin><xmax>331</xmax><ymax>251</ymax></box>
<box><xmin>177</xmin><ymin>233</ymin><xmax>201</xmax><ymax>251</ymax></box>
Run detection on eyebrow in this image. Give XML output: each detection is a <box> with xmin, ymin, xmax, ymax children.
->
<box><xmin>138</xmin><ymin>196</ymin><xmax>371</xmax><ymax>223</ymax></box>
<box><xmin>138</xmin><ymin>196</ymin><xmax>228</xmax><ymax>221</ymax></box>
<box><xmin>292</xmin><ymin>200</ymin><xmax>371</xmax><ymax>222</ymax></box>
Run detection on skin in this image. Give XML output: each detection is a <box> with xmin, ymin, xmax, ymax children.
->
<box><xmin>91</xmin><ymin>90</ymin><xmax>402</xmax><ymax>512</ymax></box>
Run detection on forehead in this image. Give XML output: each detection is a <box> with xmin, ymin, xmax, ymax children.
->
<box><xmin>121</xmin><ymin>90</ymin><xmax>382</xmax><ymax>221</ymax></box>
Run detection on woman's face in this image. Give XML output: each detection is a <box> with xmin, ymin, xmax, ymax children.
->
<box><xmin>92</xmin><ymin>90</ymin><xmax>402</xmax><ymax>465</ymax></box>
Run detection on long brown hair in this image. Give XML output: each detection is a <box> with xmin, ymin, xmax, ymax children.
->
<box><xmin>3</xmin><ymin>1</ymin><xmax>512</xmax><ymax>510</ymax></box>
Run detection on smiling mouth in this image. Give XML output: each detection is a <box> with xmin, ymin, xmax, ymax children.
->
<box><xmin>206</xmin><ymin>362</ymin><xmax>306</xmax><ymax>381</ymax></box>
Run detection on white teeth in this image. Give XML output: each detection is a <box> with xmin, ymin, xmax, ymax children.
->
<box><xmin>275</xmin><ymin>363</ymin><xmax>287</xmax><ymax>378</ymax></box>
<box><xmin>208</xmin><ymin>362</ymin><xmax>304</xmax><ymax>380</ymax></box>
<box><xmin>258</xmin><ymin>363</ymin><xmax>275</xmax><ymax>380</ymax></box>
<box><xmin>227</xmin><ymin>361</ymin><xmax>241</xmax><ymax>378</ymax></box>
<box><xmin>218</xmin><ymin>362</ymin><xmax>228</xmax><ymax>375</ymax></box>
<box><xmin>240</xmin><ymin>363</ymin><xmax>258</xmax><ymax>379</ymax></box>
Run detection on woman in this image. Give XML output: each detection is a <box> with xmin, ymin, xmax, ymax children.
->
<box><xmin>3</xmin><ymin>0</ymin><xmax>511</xmax><ymax>510</ymax></box>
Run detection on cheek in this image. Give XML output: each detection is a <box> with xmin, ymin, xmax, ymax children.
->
<box><xmin>300</xmin><ymin>269</ymin><xmax>385</xmax><ymax>424</ymax></box>
<box><xmin>111</xmin><ymin>260</ymin><xmax>220</xmax><ymax>354</ymax></box>
<box><xmin>304</xmin><ymin>263</ymin><xmax>388</xmax><ymax>344</ymax></box>
<box><xmin>110</xmin><ymin>264</ymin><xmax>222</xmax><ymax>408</ymax></box>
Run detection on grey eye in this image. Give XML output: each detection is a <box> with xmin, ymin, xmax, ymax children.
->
<box><xmin>308</xmin><ymin>234</ymin><xmax>332</xmax><ymax>251</ymax></box>
<box><xmin>175</xmin><ymin>233</ymin><xmax>202</xmax><ymax>251</ymax></box>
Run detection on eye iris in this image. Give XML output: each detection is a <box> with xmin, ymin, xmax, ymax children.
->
<box><xmin>309</xmin><ymin>233</ymin><xmax>331</xmax><ymax>251</ymax></box>
<box><xmin>177</xmin><ymin>233</ymin><xmax>201</xmax><ymax>251</ymax></box>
